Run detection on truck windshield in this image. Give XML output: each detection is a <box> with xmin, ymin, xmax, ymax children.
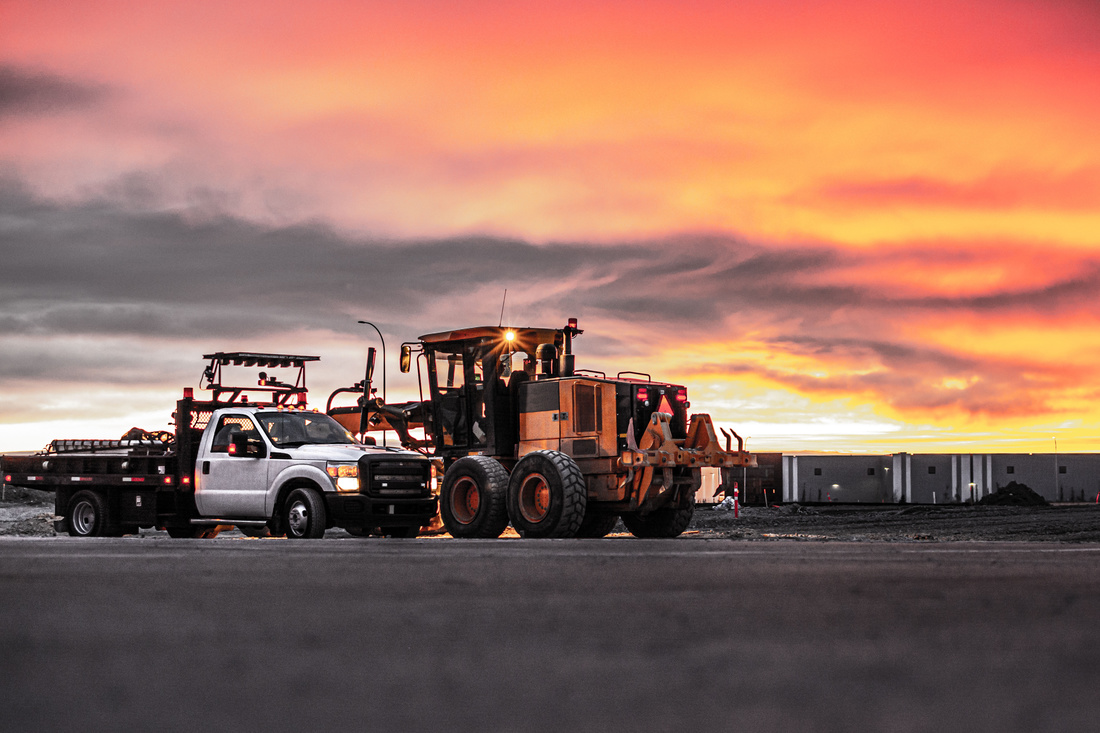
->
<box><xmin>256</xmin><ymin>412</ymin><xmax>358</xmax><ymax>447</ymax></box>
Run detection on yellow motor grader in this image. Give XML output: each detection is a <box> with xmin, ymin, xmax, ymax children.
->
<box><xmin>328</xmin><ymin>319</ymin><xmax>754</xmax><ymax>538</ymax></box>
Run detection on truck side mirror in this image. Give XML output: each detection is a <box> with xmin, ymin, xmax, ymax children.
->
<box><xmin>228</xmin><ymin>432</ymin><xmax>249</xmax><ymax>456</ymax></box>
<box><xmin>400</xmin><ymin>344</ymin><xmax>412</xmax><ymax>373</ymax></box>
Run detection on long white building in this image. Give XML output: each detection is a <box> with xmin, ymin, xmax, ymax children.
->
<box><xmin>776</xmin><ymin>453</ymin><xmax>1100</xmax><ymax>504</ymax></box>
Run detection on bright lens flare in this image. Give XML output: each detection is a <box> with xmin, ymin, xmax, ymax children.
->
<box><xmin>505</xmin><ymin>331</ymin><xmax>516</xmax><ymax>342</ymax></box>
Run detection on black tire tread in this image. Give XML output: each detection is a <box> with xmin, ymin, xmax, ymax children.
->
<box><xmin>621</xmin><ymin>501</ymin><xmax>694</xmax><ymax>538</ymax></box>
<box><xmin>440</xmin><ymin>456</ymin><xmax>510</xmax><ymax>538</ymax></box>
<box><xmin>508</xmin><ymin>450</ymin><xmax>587</xmax><ymax>539</ymax></box>
<box><xmin>576</xmin><ymin>510</ymin><xmax>619</xmax><ymax>538</ymax></box>
<box><xmin>284</xmin><ymin>487</ymin><xmax>327</xmax><ymax>539</ymax></box>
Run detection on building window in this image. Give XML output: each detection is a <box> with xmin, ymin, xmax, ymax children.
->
<box><xmin>1059</xmin><ymin>466</ymin><xmax>1067</xmax><ymax>474</ymax></box>
<box><xmin>867</xmin><ymin>467</ymin><xmax>875</xmax><ymax>476</ymax></box>
<box><xmin>814</xmin><ymin>468</ymin><xmax>822</xmax><ymax>476</ymax></box>
<box><xmin>928</xmin><ymin>466</ymin><xmax>936</xmax><ymax>474</ymax></box>
<box><xmin>1007</xmin><ymin>466</ymin><xmax>1014</xmax><ymax>474</ymax></box>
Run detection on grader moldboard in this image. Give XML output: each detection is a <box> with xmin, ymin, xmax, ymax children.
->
<box><xmin>328</xmin><ymin>319</ymin><xmax>755</xmax><ymax>538</ymax></box>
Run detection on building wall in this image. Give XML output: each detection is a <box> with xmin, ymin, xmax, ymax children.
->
<box><xmin>776</xmin><ymin>452</ymin><xmax>1100</xmax><ymax>504</ymax></box>
<box><xmin>781</xmin><ymin>455</ymin><xmax>895</xmax><ymax>504</ymax></box>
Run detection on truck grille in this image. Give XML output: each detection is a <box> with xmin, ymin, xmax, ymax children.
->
<box><xmin>362</xmin><ymin>459</ymin><xmax>430</xmax><ymax>498</ymax></box>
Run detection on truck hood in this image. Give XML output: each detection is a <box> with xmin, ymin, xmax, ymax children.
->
<box><xmin>277</xmin><ymin>444</ymin><xmax>420</xmax><ymax>461</ymax></box>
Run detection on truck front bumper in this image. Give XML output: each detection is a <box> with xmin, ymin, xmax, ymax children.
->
<box><xmin>324</xmin><ymin>493</ymin><xmax>438</xmax><ymax>529</ymax></box>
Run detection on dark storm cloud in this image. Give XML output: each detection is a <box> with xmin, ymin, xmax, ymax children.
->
<box><xmin>0</xmin><ymin>66</ymin><xmax>110</xmax><ymax>118</ymax></box>
<box><xmin>4</xmin><ymin>176</ymin><xmax>1100</xmax><ymax>415</ymax></box>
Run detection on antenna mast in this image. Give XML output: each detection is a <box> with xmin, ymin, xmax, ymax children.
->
<box><xmin>498</xmin><ymin>289</ymin><xmax>508</xmax><ymax>327</ymax></box>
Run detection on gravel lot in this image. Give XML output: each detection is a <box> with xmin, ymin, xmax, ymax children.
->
<box><xmin>4</xmin><ymin>486</ymin><xmax>1098</xmax><ymax>540</ymax></box>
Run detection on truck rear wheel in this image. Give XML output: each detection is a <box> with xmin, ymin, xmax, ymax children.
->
<box><xmin>284</xmin><ymin>487</ymin><xmax>327</xmax><ymax>539</ymax></box>
<box><xmin>439</xmin><ymin>456</ymin><xmax>509</xmax><ymax>538</ymax></box>
<box><xmin>66</xmin><ymin>490</ymin><xmax>109</xmax><ymax>537</ymax></box>
<box><xmin>507</xmin><ymin>450</ymin><xmax>586</xmax><ymax>539</ymax></box>
<box><xmin>621</xmin><ymin>500</ymin><xmax>695</xmax><ymax>538</ymax></box>
<box><xmin>576</xmin><ymin>509</ymin><xmax>619</xmax><ymax>538</ymax></box>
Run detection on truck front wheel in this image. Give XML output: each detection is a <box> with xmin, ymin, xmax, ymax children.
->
<box><xmin>67</xmin><ymin>490</ymin><xmax>109</xmax><ymax>537</ymax></box>
<box><xmin>506</xmin><ymin>450</ymin><xmax>586</xmax><ymax>539</ymax></box>
<box><xmin>284</xmin><ymin>487</ymin><xmax>327</xmax><ymax>539</ymax></box>
<box><xmin>439</xmin><ymin>456</ymin><xmax>509</xmax><ymax>538</ymax></box>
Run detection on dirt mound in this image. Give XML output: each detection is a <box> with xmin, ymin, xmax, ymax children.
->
<box><xmin>979</xmin><ymin>481</ymin><xmax>1048</xmax><ymax>506</ymax></box>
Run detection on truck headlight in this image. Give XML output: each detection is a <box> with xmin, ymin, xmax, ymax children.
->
<box><xmin>326</xmin><ymin>462</ymin><xmax>360</xmax><ymax>492</ymax></box>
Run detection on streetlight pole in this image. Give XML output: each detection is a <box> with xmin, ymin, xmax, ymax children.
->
<box><xmin>357</xmin><ymin>320</ymin><xmax>386</xmax><ymax>402</ymax></box>
<box><xmin>1053</xmin><ymin>436</ymin><xmax>1060</xmax><ymax>501</ymax></box>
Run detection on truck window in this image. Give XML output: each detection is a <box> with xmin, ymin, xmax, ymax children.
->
<box><xmin>257</xmin><ymin>412</ymin><xmax>357</xmax><ymax>446</ymax></box>
<box><xmin>211</xmin><ymin>415</ymin><xmax>261</xmax><ymax>452</ymax></box>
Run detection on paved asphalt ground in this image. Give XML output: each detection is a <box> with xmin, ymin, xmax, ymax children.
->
<box><xmin>1</xmin><ymin>538</ymin><xmax>1098</xmax><ymax>732</ymax></box>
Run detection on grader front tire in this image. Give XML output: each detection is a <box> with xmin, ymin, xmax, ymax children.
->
<box><xmin>439</xmin><ymin>456</ymin><xmax>510</xmax><ymax>538</ymax></box>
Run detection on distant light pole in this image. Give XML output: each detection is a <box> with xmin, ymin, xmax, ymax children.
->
<box><xmin>357</xmin><ymin>320</ymin><xmax>386</xmax><ymax>402</ymax></box>
<box><xmin>1053</xmin><ymin>437</ymin><xmax>1060</xmax><ymax>500</ymax></box>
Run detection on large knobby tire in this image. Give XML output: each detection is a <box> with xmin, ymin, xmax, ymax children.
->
<box><xmin>283</xmin><ymin>487</ymin><xmax>327</xmax><ymax>539</ymax></box>
<box><xmin>576</xmin><ymin>509</ymin><xmax>619</xmax><ymax>538</ymax></box>
<box><xmin>621</xmin><ymin>499</ymin><xmax>695</xmax><ymax>539</ymax></box>
<box><xmin>507</xmin><ymin>450</ymin><xmax>587</xmax><ymax>539</ymax></box>
<box><xmin>439</xmin><ymin>456</ymin><xmax>509</xmax><ymax>538</ymax></box>
<box><xmin>66</xmin><ymin>490</ymin><xmax>110</xmax><ymax>537</ymax></box>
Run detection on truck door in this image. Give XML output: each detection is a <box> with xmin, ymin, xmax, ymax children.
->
<box><xmin>196</xmin><ymin>414</ymin><xmax>270</xmax><ymax>517</ymax></box>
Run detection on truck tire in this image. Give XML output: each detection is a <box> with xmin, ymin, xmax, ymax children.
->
<box><xmin>576</xmin><ymin>509</ymin><xmax>619</xmax><ymax>538</ymax></box>
<box><xmin>439</xmin><ymin>456</ymin><xmax>509</xmax><ymax>539</ymax></box>
<box><xmin>507</xmin><ymin>450</ymin><xmax>586</xmax><ymax>539</ymax></box>
<box><xmin>621</xmin><ymin>501</ymin><xmax>695</xmax><ymax>539</ymax></box>
<box><xmin>284</xmin><ymin>487</ymin><xmax>327</xmax><ymax>539</ymax></box>
<box><xmin>66</xmin><ymin>490</ymin><xmax>109</xmax><ymax>537</ymax></box>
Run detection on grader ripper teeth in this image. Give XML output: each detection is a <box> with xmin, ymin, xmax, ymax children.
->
<box><xmin>622</xmin><ymin>412</ymin><xmax>755</xmax><ymax>511</ymax></box>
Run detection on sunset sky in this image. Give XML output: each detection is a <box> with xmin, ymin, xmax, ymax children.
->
<box><xmin>2</xmin><ymin>0</ymin><xmax>1099</xmax><ymax>453</ymax></box>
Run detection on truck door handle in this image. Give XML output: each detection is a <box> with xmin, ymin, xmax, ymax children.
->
<box><xmin>202</xmin><ymin>461</ymin><xmax>210</xmax><ymax>475</ymax></box>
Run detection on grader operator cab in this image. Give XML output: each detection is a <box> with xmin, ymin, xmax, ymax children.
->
<box><xmin>332</xmin><ymin>319</ymin><xmax>754</xmax><ymax>539</ymax></box>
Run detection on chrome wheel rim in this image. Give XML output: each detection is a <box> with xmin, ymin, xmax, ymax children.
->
<box><xmin>287</xmin><ymin>500</ymin><xmax>309</xmax><ymax>536</ymax></box>
<box><xmin>71</xmin><ymin>500</ymin><xmax>96</xmax><ymax>535</ymax></box>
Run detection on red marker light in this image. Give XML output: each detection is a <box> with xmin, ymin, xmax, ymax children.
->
<box><xmin>183</xmin><ymin>476</ymin><xmax>192</xmax><ymax>485</ymax></box>
<box><xmin>3</xmin><ymin>475</ymin><xmax>10</xmax><ymax>482</ymax></box>
<box><xmin>228</xmin><ymin>443</ymin><xmax>237</xmax><ymax>455</ymax></box>
<box><xmin>675</xmin><ymin>389</ymin><xmax>688</xmax><ymax>403</ymax></box>
<box><xmin>568</xmin><ymin>318</ymin><xmax>578</xmax><ymax>329</ymax></box>
<box><xmin>184</xmin><ymin>387</ymin><xmax>194</xmax><ymax>399</ymax></box>
<box><xmin>636</xmin><ymin>388</ymin><xmax>649</xmax><ymax>401</ymax></box>
<box><xmin>164</xmin><ymin>476</ymin><xmax>172</xmax><ymax>485</ymax></box>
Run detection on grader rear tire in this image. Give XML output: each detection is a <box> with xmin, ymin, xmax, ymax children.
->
<box><xmin>576</xmin><ymin>509</ymin><xmax>619</xmax><ymax>538</ymax></box>
<box><xmin>621</xmin><ymin>500</ymin><xmax>695</xmax><ymax>539</ymax></box>
<box><xmin>506</xmin><ymin>450</ymin><xmax>586</xmax><ymax>539</ymax></box>
<box><xmin>439</xmin><ymin>456</ymin><xmax>510</xmax><ymax>538</ymax></box>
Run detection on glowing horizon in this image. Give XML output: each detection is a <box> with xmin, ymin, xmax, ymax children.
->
<box><xmin>2</xmin><ymin>0</ymin><xmax>1100</xmax><ymax>454</ymax></box>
